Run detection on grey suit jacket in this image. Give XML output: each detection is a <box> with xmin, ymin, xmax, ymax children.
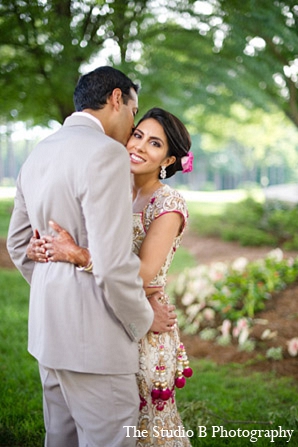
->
<box><xmin>7</xmin><ymin>114</ymin><xmax>154</xmax><ymax>374</ymax></box>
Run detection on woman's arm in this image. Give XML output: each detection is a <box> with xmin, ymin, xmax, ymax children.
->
<box><xmin>138</xmin><ymin>212</ymin><xmax>183</xmax><ymax>287</ymax></box>
<box><xmin>27</xmin><ymin>212</ymin><xmax>182</xmax><ymax>283</ymax></box>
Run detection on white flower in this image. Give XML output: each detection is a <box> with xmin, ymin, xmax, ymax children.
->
<box><xmin>203</xmin><ymin>308</ymin><xmax>215</xmax><ymax>321</ymax></box>
<box><xmin>238</xmin><ymin>326</ymin><xmax>250</xmax><ymax>345</ymax></box>
<box><xmin>193</xmin><ymin>265</ymin><xmax>209</xmax><ymax>277</ymax></box>
<box><xmin>221</xmin><ymin>319</ymin><xmax>232</xmax><ymax>337</ymax></box>
<box><xmin>208</xmin><ymin>262</ymin><xmax>228</xmax><ymax>282</ymax></box>
<box><xmin>232</xmin><ymin>257</ymin><xmax>248</xmax><ymax>273</ymax></box>
<box><xmin>185</xmin><ymin>303</ymin><xmax>203</xmax><ymax>319</ymax></box>
<box><xmin>174</xmin><ymin>273</ymin><xmax>187</xmax><ymax>295</ymax></box>
<box><xmin>287</xmin><ymin>337</ymin><xmax>298</xmax><ymax>357</ymax></box>
<box><xmin>233</xmin><ymin>317</ymin><xmax>249</xmax><ymax>337</ymax></box>
<box><xmin>232</xmin><ymin>326</ymin><xmax>240</xmax><ymax>338</ymax></box>
<box><xmin>261</xmin><ymin>329</ymin><xmax>278</xmax><ymax>340</ymax></box>
<box><xmin>267</xmin><ymin>248</ymin><xmax>283</xmax><ymax>262</ymax></box>
<box><xmin>181</xmin><ymin>292</ymin><xmax>196</xmax><ymax>306</ymax></box>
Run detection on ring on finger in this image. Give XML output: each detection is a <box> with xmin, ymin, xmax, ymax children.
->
<box><xmin>46</xmin><ymin>250</ymin><xmax>50</xmax><ymax>257</ymax></box>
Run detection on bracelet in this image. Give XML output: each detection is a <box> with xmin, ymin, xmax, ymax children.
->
<box><xmin>76</xmin><ymin>260</ymin><xmax>93</xmax><ymax>273</ymax></box>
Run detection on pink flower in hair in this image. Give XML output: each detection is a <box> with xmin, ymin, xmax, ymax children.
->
<box><xmin>181</xmin><ymin>151</ymin><xmax>194</xmax><ymax>173</ymax></box>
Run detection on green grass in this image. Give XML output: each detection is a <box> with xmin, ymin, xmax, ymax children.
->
<box><xmin>0</xmin><ymin>199</ymin><xmax>13</xmax><ymax>239</ymax></box>
<box><xmin>170</xmin><ymin>189</ymin><xmax>265</xmax><ymax>274</ymax></box>
<box><xmin>184</xmin><ymin>188</ymin><xmax>264</xmax><ymax>217</ymax></box>
<box><xmin>1</xmin><ymin>269</ymin><xmax>298</xmax><ymax>446</ymax></box>
<box><xmin>0</xmin><ymin>270</ymin><xmax>44</xmax><ymax>446</ymax></box>
<box><xmin>168</xmin><ymin>246</ymin><xmax>197</xmax><ymax>274</ymax></box>
<box><xmin>176</xmin><ymin>360</ymin><xmax>298</xmax><ymax>446</ymax></box>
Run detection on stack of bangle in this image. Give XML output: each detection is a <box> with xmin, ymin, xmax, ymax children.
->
<box><xmin>76</xmin><ymin>260</ymin><xmax>93</xmax><ymax>273</ymax></box>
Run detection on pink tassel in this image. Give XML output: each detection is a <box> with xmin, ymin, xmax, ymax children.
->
<box><xmin>151</xmin><ymin>388</ymin><xmax>161</xmax><ymax>399</ymax></box>
<box><xmin>183</xmin><ymin>367</ymin><xmax>193</xmax><ymax>378</ymax></box>
<box><xmin>175</xmin><ymin>376</ymin><xmax>186</xmax><ymax>388</ymax></box>
<box><xmin>160</xmin><ymin>388</ymin><xmax>172</xmax><ymax>401</ymax></box>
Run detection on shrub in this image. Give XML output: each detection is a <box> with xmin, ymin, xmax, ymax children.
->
<box><xmin>190</xmin><ymin>197</ymin><xmax>298</xmax><ymax>250</ymax></box>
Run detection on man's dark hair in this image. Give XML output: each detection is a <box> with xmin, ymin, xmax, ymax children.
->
<box><xmin>73</xmin><ymin>66</ymin><xmax>139</xmax><ymax>111</ymax></box>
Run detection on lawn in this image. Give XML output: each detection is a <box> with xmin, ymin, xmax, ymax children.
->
<box><xmin>0</xmin><ymin>198</ymin><xmax>13</xmax><ymax>239</ymax></box>
<box><xmin>1</xmin><ymin>269</ymin><xmax>298</xmax><ymax>446</ymax></box>
<box><xmin>0</xmin><ymin>270</ymin><xmax>44</xmax><ymax>447</ymax></box>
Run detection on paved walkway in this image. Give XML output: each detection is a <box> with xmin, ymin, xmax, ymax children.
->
<box><xmin>264</xmin><ymin>183</ymin><xmax>298</xmax><ymax>204</ymax></box>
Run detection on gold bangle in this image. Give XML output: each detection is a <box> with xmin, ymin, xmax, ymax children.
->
<box><xmin>76</xmin><ymin>260</ymin><xmax>93</xmax><ymax>273</ymax></box>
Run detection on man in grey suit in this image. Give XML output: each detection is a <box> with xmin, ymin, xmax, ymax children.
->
<box><xmin>7</xmin><ymin>66</ymin><xmax>176</xmax><ymax>447</ymax></box>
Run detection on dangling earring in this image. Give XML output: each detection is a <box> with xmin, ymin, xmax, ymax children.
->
<box><xmin>160</xmin><ymin>166</ymin><xmax>167</xmax><ymax>179</ymax></box>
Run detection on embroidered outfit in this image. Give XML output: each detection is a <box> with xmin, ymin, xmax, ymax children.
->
<box><xmin>133</xmin><ymin>184</ymin><xmax>191</xmax><ymax>447</ymax></box>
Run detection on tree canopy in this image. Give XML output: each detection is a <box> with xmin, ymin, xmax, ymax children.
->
<box><xmin>0</xmin><ymin>0</ymin><xmax>297</xmax><ymax>131</ymax></box>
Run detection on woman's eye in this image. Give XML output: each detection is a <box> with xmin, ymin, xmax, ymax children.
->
<box><xmin>151</xmin><ymin>141</ymin><xmax>161</xmax><ymax>148</ymax></box>
<box><xmin>133</xmin><ymin>132</ymin><xmax>142</xmax><ymax>139</ymax></box>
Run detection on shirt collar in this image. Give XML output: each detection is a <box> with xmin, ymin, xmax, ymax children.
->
<box><xmin>71</xmin><ymin>111</ymin><xmax>105</xmax><ymax>133</ymax></box>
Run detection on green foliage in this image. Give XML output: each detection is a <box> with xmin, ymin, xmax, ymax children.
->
<box><xmin>0</xmin><ymin>0</ymin><xmax>153</xmax><ymax>124</ymax></box>
<box><xmin>216</xmin><ymin>0</ymin><xmax>298</xmax><ymax>128</ymax></box>
<box><xmin>2</xmin><ymin>3</ymin><xmax>298</xmax><ymax>189</ymax></box>
<box><xmin>213</xmin><ymin>253</ymin><xmax>298</xmax><ymax>320</ymax></box>
<box><xmin>191</xmin><ymin>197</ymin><xmax>298</xmax><ymax>250</ymax></box>
<box><xmin>1</xmin><ymin>0</ymin><xmax>298</xmax><ymax>129</ymax></box>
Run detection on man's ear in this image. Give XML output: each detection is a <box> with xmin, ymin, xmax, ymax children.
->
<box><xmin>109</xmin><ymin>88</ymin><xmax>123</xmax><ymax>111</ymax></box>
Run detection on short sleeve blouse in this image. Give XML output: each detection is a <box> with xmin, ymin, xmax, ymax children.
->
<box><xmin>132</xmin><ymin>184</ymin><xmax>188</xmax><ymax>288</ymax></box>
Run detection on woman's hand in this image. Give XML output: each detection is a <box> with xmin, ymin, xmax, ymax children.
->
<box><xmin>26</xmin><ymin>229</ymin><xmax>48</xmax><ymax>263</ymax></box>
<box><xmin>26</xmin><ymin>221</ymin><xmax>91</xmax><ymax>267</ymax></box>
<box><xmin>43</xmin><ymin>220</ymin><xmax>90</xmax><ymax>266</ymax></box>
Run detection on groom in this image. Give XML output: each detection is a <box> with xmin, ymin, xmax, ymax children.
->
<box><xmin>7</xmin><ymin>66</ymin><xmax>176</xmax><ymax>447</ymax></box>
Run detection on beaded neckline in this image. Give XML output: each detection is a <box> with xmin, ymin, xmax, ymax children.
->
<box><xmin>133</xmin><ymin>184</ymin><xmax>166</xmax><ymax>215</ymax></box>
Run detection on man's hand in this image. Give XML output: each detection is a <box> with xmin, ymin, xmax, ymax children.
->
<box><xmin>147</xmin><ymin>292</ymin><xmax>177</xmax><ymax>333</ymax></box>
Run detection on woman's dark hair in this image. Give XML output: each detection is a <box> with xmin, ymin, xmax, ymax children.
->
<box><xmin>73</xmin><ymin>66</ymin><xmax>139</xmax><ymax>111</ymax></box>
<box><xmin>136</xmin><ymin>108</ymin><xmax>192</xmax><ymax>179</ymax></box>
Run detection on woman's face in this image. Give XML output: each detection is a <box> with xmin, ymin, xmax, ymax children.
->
<box><xmin>126</xmin><ymin>118</ymin><xmax>173</xmax><ymax>177</ymax></box>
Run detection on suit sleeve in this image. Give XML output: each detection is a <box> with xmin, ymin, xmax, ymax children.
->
<box><xmin>80</xmin><ymin>143</ymin><xmax>154</xmax><ymax>341</ymax></box>
<box><xmin>6</xmin><ymin>170</ymin><xmax>34</xmax><ymax>284</ymax></box>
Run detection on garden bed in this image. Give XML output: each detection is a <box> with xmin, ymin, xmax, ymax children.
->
<box><xmin>181</xmin><ymin>282</ymin><xmax>298</xmax><ymax>381</ymax></box>
<box><xmin>179</xmin><ymin>230</ymin><xmax>298</xmax><ymax>381</ymax></box>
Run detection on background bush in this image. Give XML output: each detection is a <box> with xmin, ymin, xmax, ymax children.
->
<box><xmin>190</xmin><ymin>197</ymin><xmax>298</xmax><ymax>250</ymax></box>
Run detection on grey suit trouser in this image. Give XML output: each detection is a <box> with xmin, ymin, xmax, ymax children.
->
<box><xmin>39</xmin><ymin>364</ymin><xmax>139</xmax><ymax>447</ymax></box>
